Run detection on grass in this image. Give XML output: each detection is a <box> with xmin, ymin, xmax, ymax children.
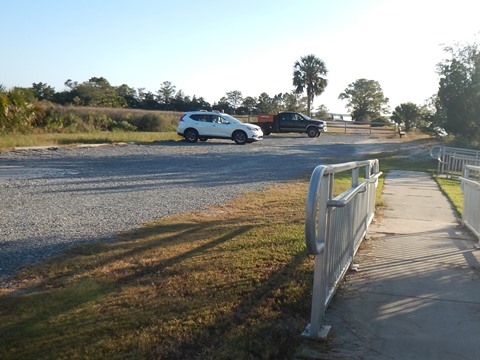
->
<box><xmin>0</xmin><ymin>136</ymin><xmax>465</xmax><ymax>360</ymax></box>
<box><xmin>0</xmin><ymin>172</ymin><xmax>365</xmax><ymax>359</ymax></box>
<box><xmin>0</xmin><ymin>131</ymin><xmax>181</xmax><ymax>150</ymax></box>
<box><xmin>0</xmin><ymin>181</ymin><xmax>315</xmax><ymax>360</ymax></box>
<box><xmin>435</xmin><ymin>177</ymin><xmax>463</xmax><ymax>216</ymax></box>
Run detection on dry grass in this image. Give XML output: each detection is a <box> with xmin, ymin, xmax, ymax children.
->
<box><xmin>0</xmin><ymin>180</ymin><xmax>316</xmax><ymax>360</ymax></box>
<box><xmin>53</xmin><ymin>105</ymin><xmax>183</xmax><ymax>119</ymax></box>
<box><xmin>0</xmin><ymin>131</ymin><xmax>181</xmax><ymax>150</ymax></box>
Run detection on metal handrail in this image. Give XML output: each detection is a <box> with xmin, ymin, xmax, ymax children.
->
<box><xmin>430</xmin><ymin>145</ymin><xmax>448</xmax><ymax>164</ymax></box>
<box><xmin>461</xmin><ymin>165</ymin><xmax>480</xmax><ymax>241</ymax></box>
<box><xmin>431</xmin><ymin>146</ymin><xmax>480</xmax><ymax>177</ymax></box>
<box><xmin>303</xmin><ymin>159</ymin><xmax>382</xmax><ymax>338</ymax></box>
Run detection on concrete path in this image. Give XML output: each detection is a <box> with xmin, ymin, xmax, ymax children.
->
<box><xmin>298</xmin><ymin>171</ymin><xmax>480</xmax><ymax>359</ymax></box>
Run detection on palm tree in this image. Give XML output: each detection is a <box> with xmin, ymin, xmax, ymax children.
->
<box><xmin>391</xmin><ymin>102</ymin><xmax>421</xmax><ymax>132</ymax></box>
<box><xmin>293</xmin><ymin>54</ymin><xmax>328</xmax><ymax>116</ymax></box>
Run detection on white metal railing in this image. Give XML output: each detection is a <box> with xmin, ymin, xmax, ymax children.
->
<box><xmin>325</xmin><ymin>120</ymin><xmax>397</xmax><ymax>136</ymax></box>
<box><xmin>431</xmin><ymin>145</ymin><xmax>480</xmax><ymax>177</ymax></box>
<box><xmin>461</xmin><ymin>165</ymin><xmax>480</xmax><ymax>241</ymax></box>
<box><xmin>302</xmin><ymin>159</ymin><xmax>382</xmax><ymax>339</ymax></box>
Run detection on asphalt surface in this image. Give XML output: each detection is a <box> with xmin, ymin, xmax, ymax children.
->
<box><xmin>0</xmin><ymin>134</ymin><xmax>434</xmax><ymax>287</ymax></box>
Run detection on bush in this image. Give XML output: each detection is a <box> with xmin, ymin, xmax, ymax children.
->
<box><xmin>130</xmin><ymin>113</ymin><xmax>177</xmax><ymax>132</ymax></box>
<box><xmin>62</xmin><ymin>113</ymin><xmax>94</xmax><ymax>132</ymax></box>
<box><xmin>3</xmin><ymin>103</ymin><xmax>181</xmax><ymax>134</ymax></box>
<box><xmin>85</xmin><ymin>114</ymin><xmax>116</xmax><ymax>131</ymax></box>
<box><xmin>0</xmin><ymin>88</ymin><xmax>43</xmax><ymax>134</ymax></box>
<box><xmin>111</xmin><ymin>121</ymin><xmax>137</xmax><ymax>132</ymax></box>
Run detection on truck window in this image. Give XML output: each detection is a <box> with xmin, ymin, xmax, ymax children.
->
<box><xmin>279</xmin><ymin>113</ymin><xmax>293</xmax><ymax>121</ymax></box>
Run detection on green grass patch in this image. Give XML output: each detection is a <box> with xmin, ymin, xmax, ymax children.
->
<box><xmin>435</xmin><ymin>177</ymin><xmax>463</xmax><ymax>216</ymax></box>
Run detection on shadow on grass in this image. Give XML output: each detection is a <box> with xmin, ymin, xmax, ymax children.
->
<box><xmin>0</xmin><ymin>210</ymin><xmax>312</xmax><ymax>360</ymax></box>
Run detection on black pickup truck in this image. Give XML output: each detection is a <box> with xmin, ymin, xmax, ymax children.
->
<box><xmin>251</xmin><ymin>111</ymin><xmax>327</xmax><ymax>137</ymax></box>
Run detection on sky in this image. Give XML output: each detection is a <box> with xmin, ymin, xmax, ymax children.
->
<box><xmin>2</xmin><ymin>0</ymin><xmax>479</xmax><ymax>114</ymax></box>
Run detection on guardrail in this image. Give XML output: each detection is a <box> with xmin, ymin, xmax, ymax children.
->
<box><xmin>461</xmin><ymin>165</ymin><xmax>480</xmax><ymax>242</ymax></box>
<box><xmin>325</xmin><ymin>120</ymin><xmax>398</xmax><ymax>136</ymax></box>
<box><xmin>430</xmin><ymin>146</ymin><xmax>480</xmax><ymax>177</ymax></box>
<box><xmin>302</xmin><ymin>159</ymin><xmax>382</xmax><ymax>338</ymax></box>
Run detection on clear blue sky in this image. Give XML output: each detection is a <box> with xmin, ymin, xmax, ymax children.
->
<box><xmin>2</xmin><ymin>0</ymin><xmax>479</xmax><ymax>113</ymax></box>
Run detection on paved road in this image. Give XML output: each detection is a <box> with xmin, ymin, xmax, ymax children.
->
<box><xmin>0</xmin><ymin>135</ymin><xmax>434</xmax><ymax>286</ymax></box>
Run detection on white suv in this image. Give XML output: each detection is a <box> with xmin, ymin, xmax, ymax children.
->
<box><xmin>177</xmin><ymin>111</ymin><xmax>263</xmax><ymax>145</ymax></box>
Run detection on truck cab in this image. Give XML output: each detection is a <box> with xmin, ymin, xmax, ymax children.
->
<box><xmin>269</xmin><ymin>112</ymin><xmax>327</xmax><ymax>137</ymax></box>
<box><xmin>277</xmin><ymin>112</ymin><xmax>313</xmax><ymax>131</ymax></box>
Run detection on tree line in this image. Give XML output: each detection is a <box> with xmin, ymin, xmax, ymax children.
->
<box><xmin>1</xmin><ymin>43</ymin><xmax>480</xmax><ymax>146</ymax></box>
<box><xmin>0</xmin><ymin>76</ymin><xmax>323</xmax><ymax>134</ymax></box>
<box><xmin>7</xmin><ymin>77</ymin><xmax>318</xmax><ymax>116</ymax></box>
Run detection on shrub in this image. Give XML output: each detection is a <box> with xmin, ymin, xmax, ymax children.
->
<box><xmin>85</xmin><ymin>114</ymin><xmax>116</xmax><ymax>131</ymax></box>
<box><xmin>3</xmin><ymin>103</ymin><xmax>182</xmax><ymax>134</ymax></box>
<box><xmin>0</xmin><ymin>88</ymin><xmax>43</xmax><ymax>134</ymax></box>
<box><xmin>111</xmin><ymin>121</ymin><xmax>137</xmax><ymax>132</ymax></box>
<box><xmin>130</xmin><ymin>113</ymin><xmax>176</xmax><ymax>132</ymax></box>
<box><xmin>62</xmin><ymin>113</ymin><xmax>93</xmax><ymax>132</ymax></box>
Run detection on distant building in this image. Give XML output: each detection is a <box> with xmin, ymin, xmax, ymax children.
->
<box><xmin>329</xmin><ymin>113</ymin><xmax>352</xmax><ymax>121</ymax></box>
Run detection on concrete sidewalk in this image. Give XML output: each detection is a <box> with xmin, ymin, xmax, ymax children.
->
<box><xmin>299</xmin><ymin>171</ymin><xmax>480</xmax><ymax>359</ymax></box>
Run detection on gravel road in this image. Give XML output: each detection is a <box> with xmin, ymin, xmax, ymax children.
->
<box><xmin>0</xmin><ymin>134</ymin><xmax>433</xmax><ymax>286</ymax></box>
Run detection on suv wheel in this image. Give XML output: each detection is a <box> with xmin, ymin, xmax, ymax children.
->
<box><xmin>307</xmin><ymin>127</ymin><xmax>319</xmax><ymax>138</ymax></box>
<box><xmin>233</xmin><ymin>130</ymin><xmax>247</xmax><ymax>145</ymax></box>
<box><xmin>184</xmin><ymin>129</ymin><xmax>199</xmax><ymax>143</ymax></box>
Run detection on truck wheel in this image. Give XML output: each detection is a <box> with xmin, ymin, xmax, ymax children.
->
<box><xmin>307</xmin><ymin>127</ymin><xmax>319</xmax><ymax>138</ymax></box>
<box><xmin>232</xmin><ymin>130</ymin><xmax>247</xmax><ymax>145</ymax></box>
<box><xmin>184</xmin><ymin>129</ymin><xmax>199</xmax><ymax>143</ymax></box>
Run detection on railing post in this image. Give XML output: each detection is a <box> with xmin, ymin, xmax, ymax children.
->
<box><xmin>303</xmin><ymin>168</ymin><xmax>333</xmax><ymax>338</ymax></box>
<box><xmin>306</xmin><ymin>250</ymin><xmax>330</xmax><ymax>338</ymax></box>
<box><xmin>352</xmin><ymin>167</ymin><xmax>359</xmax><ymax>187</ymax></box>
<box><xmin>305</xmin><ymin>166</ymin><xmax>329</xmax><ymax>255</ymax></box>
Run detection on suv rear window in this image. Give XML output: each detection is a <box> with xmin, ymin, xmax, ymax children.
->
<box><xmin>190</xmin><ymin>114</ymin><xmax>211</xmax><ymax>122</ymax></box>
